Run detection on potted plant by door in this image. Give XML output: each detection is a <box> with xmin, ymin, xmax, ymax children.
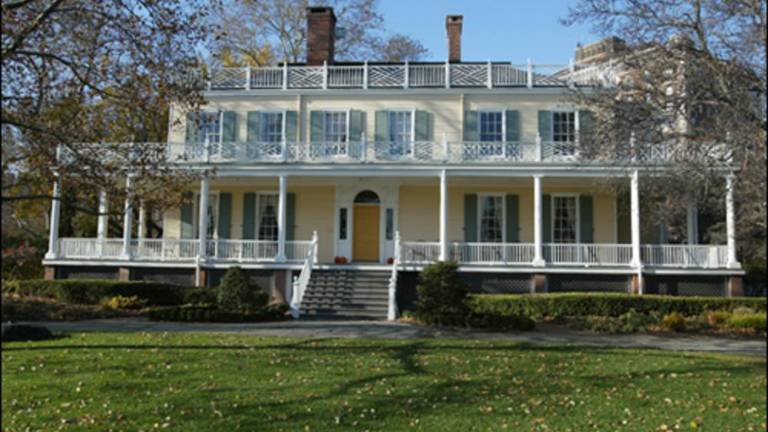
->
<box><xmin>334</xmin><ymin>256</ymin><xmax>348</xmax><ymax>264</ymax></box>
<box><xmin>386</xmin><ymin>257</ymin><xmax>395</xmax><ymax>265</ymax></box>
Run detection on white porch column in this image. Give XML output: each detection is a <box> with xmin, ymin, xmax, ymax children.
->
<box><xmin>532</xmin><ymin>175</ymin><xmax>546</xmax><ymax>266</ymax></box>
<box><xmin>44</xmin><ymin>176</ymin><xmax>62</xmax><ymax>259</ymax></box>
<box><xmin>96</xmin><ymin>190</ymin><xmax>109</xmax><ymax>240</ymax></box>
<box><xmin>725</xmin><ymin>174</ymin><xmax>740</xmax><ymax>268</ymax></box>
<box><xmin>198</xmin><ymin>176</ymin><xmax>209</xmax><ymax>262</ymax></box>
<box><xmin>686</xmin><ymin>200</ymin><xmax>698</xmax><ymax>245</ymax></box>
<box><xmin>630</xmin><ymin>170</ymin><xmax>642</xmax><ymax>268</ymax></box>
<box><xmin>121</xmin><ymin>176</ymin><xmax>134</xmax><ymax>259</ymax></box>
<box><xmin>276</xmin><ymin>175</ymin><xmax>287</xmax><ymax>262</ymax></box>
<box><xmin>439</xmin><ymin>170</ymin><xmax>448</xmax><ymax>261</ymax></box>
<box><xmin>137</xmin><ymin>200</ymin><xmax>146</xmax><ymax>240</ymax></box>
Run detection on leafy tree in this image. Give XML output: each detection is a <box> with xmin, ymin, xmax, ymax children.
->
<box><xmin>562</xmin><ymin>0</ymin><xmax>766</xmax><ymax>269</ymax></box>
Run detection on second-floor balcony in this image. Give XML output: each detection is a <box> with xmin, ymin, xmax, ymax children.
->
<box><xmin>202</xmin><ymin>61</ymin><xmax>616</xmax><ymax>91</ymax></box>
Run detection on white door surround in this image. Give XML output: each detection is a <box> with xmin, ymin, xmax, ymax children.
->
<box><xmin>334</xmin><ymin>180</ymin><xmax>399</xmax><ymax>264</ymax></box>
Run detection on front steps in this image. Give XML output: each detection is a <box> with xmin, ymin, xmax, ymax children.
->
<box><xmin>300</xmin><ymin>269</ymin><xmax>391</xmax><ymax>320</ymax></box>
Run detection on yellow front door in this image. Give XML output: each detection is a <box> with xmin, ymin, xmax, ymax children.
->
<box><xmin>353</xmin><ymin>205</ymin><xmax>380</xmax><ymax>262</ymax></box>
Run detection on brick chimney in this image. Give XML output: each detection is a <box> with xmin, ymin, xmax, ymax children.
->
<box><xmin>446</xmin><ymin>15</ymin><xmax>463</xmax><ymax>63</ymax></box>
<box><xmin>306</xmin><ymin>7</ymin><xmax>336</xmax><ymax>65</ymax></box>
<box><xmin>575</xmin><ymin>36</ymin><xmax>627</xmax><ymax>64</ymax></box>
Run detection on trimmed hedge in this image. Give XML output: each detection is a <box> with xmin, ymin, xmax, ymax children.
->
<box><xmin>147</xmin><ymin>304</ymin><xmax>289</xmax><ymax>322</ymax></box>
<box><xmin>3</xmin><ymin>279</ymin><xmax>186</xmax><ymax>306</ymax></box>
<box><xmin>468</xmin><ymin>293</ymin><xmax>767</xmax><ymax>319</ymax></box>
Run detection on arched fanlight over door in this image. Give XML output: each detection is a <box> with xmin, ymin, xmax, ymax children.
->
<box><xmin>354</xmin><ymin>190</ymin><xmax>380</xmax><ymax>204</ymax></box>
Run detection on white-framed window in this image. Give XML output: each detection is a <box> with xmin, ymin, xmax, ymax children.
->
<box><xmin>478</xmin><ymin>194</ymin><xmax>504</xmax><ymax>243</ymax></box>
<box><xmin>197</xmin><ymin>112</ymin><xmax>222</xmax><ymax>144</ymax></box>
<box><xmin>552</xmin><ymin>195</ymin><xmax>579</xmax><ymax>243</ymax></box>
<box><xmin>194</xmin><ymin>192</ymin><xmax>219</xmax><ymax>239</ymax></box>
<box><xmin>479</xmin><ymin>111</ymin><xmax>504</xmax><ymax>142</ymax></box>
<box><xmin>260</xmin><ymin>112</ymin><xmax>284</xmax><ymax>142</ymax></box>
<box><xmin>256</xmin><ymin>193</ymin><xmax>278</xmax><ymax>241</ymax></box>
<box><xmin>551</xmin><ymin>111</ymin><xmax>577</xmax><ymax>157</ymax></box>
<box><xmin>388</xmin><ymin>111</ymin><xmax>413</xmax><ymax>143</ymax></box>
<box><xmin>323</xmin><ymin>111</ymin><xmax>348</xmax><ymax>142</ymax></box>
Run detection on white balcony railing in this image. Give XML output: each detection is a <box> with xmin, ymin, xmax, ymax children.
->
<box><xmin>166</xmin><ymin>139</ymin><xmax>682</xmax><ymax>165</ymax></box>
<box><xmin>59</xmin><ymin>238</ymin><xmax>124</xmax><ymax>259</ymax></box>
<box><xmin>641</xmin><ymin>244</ymin><xmax>728</xmax><ymax>269</ymax></box>
<box><xmin>204</xmin><ymin>62</ymin><xmax>613</xmax><ymax>91</ymax></box>
<box><xmin>544</xmin><ymin>243</ymin><xmax>633</xmax><ymax>266</ymax></box>
<box><xmin>131</xmin><ymin>239</ymin><xmax>199</xmax><ymax>261</ymax></box>
<box><xmin>451</xmin><ymin>242</ymin><xmax>536</xmax><ymax>265</ymax></box>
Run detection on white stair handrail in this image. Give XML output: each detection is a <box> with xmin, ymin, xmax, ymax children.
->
<box><xmin>290</xmin><ymin>230</ymin><xmax>318</xmax><ymax>319</ymax></box>
<box><xmin>387</xmin><ymin>231</ymin><xmax>401</xmax><ymax>321</ymax></box>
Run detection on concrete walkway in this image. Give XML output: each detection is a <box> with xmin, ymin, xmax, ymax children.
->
<box><xmin>9</xmin><ymin>318</ymin><xmax>766</xmax><ymax>357</ymax></box>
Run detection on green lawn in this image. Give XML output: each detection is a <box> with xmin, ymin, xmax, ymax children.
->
<box><xmin>2</xmin><ymin>333</ymin><xmax>766</xmax><ymax>431</ymax></box>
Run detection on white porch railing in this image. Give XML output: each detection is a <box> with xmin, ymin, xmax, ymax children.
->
<box><xmin>451</xmin><ymin>242</ymin><xmax>536</xmax><ymax>265</ymax></box>
<box><xmin>204</xmin><ymin>62</ymin><xmax>612</xmax><ymax>91</ymax></box>
<box><xmin>544</xmin><ymin>243</ymin><xmax>633</xmax><ymax>266</ymax></box>
<box><xmin>131</xmin><ymin>239</ymin><xmax>199</xmax><ymax>261</ymax></box>
<box><xmin>59</xmin><ymin>238</ymin><xmax>124</xmax><ymax>259</ymax></box>
<box><xmin>399</xmin><ymin>241</ymin><xmax>441</xmax><ymax>264</ymax></box>
<box><xmin>290</xmin><ymin>231</ymin><xmax>318</xmax><ymax>319</ymax></box>
<box><xmin>641</xmin><ymin>244</ymin><xmax>728</xmax><ymax>269</ymax></box>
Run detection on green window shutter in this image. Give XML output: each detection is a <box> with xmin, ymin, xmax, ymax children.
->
<box><xmin>505</xmin><ymin>110</ymin><xmax>520</xmax><ymax>141</ymax></box>
<box><xmin>185</xmin><ymin>113</ymin><xmax>198</xmax><ymax>143</ymax></box>
<box><xmin>246</xmin><ymin>111</ymin><xmax>260</xmax><ymax>142</ymax></box>
<box><xmin>374</xmin><ymin>111</ymin><xmax>389</xmax><ymax>142</ymax></box>
<box><xmin>285</xmin><ymin>111</ymin><xmax>298</xmax><ymax>142</ymax></box>
<box><xmin>348</xmin><ymin>110</ymin><xmax>364</xmax><ymax>142</ymax></box>
<box><xmin>242</xmin><ymin>193</ymin><xmax>256</xmax><ymax>240</ymax></box>
<box><xmin>222</xmin><ymin>112</ymin><xmax>237</xmax><ymax>142</ymax></box>
<box><xmin>218</xmin><ymin>193</ymin><xmax>232</xmax><ymax>239</ymax></box>
<box><xmin>464</xmin><ymin>194</ymin><xmax>478</xmax><ymax>242</ymax></box>
<box><xmin>310</xmin><ymin>111</ymin><xmax>323</xmax><ymax>141</ymax></box>
<box><xmin>543</xmin><ymin>194</ymin><xmax>552</xmax><ymax>243</ymax></box>
<box><xmin>579</xmin><ymin>195</ymin><xmax>594</xmax><ymax>243</ymax></box>
<box><xmin>286</xmin><ymin>193</ymin><xmax>295</xmax><ymax>241</ymax></box>
<box><xmin>181</xmin><ymin>192</ymin><xmax>194</xmax><ymax>238</ymax></box>
<box><xmin>505</xmin><ymin>194</ymin><xmax>519</xmax><ymax>242</ymax></box>
<box><xmin>538</xmin><ymin>111</ymin><xmax>552</xmax><ymax>141</ymax></box>
<box><xmin>463</xmin><ymin>110</ymin><xmax>478</xmax><ymax>141</ymax></box>
<box><xmin>415</xmin><ymin>111</ymin><xmax>431</xmax><ymax>141</ymax></box>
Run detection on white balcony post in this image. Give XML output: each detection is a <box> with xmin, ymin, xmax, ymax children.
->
<box><xmin>527</xmin><ymin>58</ymin><xmax>533</xmax><ymax>88</ymax></box>
<box><xmin>404</xmin><ymin>60</ymin><xmax>409</xmax><ymax>89</ymax></box>
<box><xmin>486</xmin><ymin>60</ymin><xmax>492</xmax><ymax>89</ymax></box>
<box><xmin>444</xmin><ymin>61</ymin><xmax>450</xmax><ymax>88</ymax></box>
<box><xmin>439</xmin><ymin>170</ymin><xmax>448</xmax><ymax>261</ymax></box>
<box><xmin>197</xmin><ymin>176</ymin><xmax>209</xmax><ymax>262</ymax></box>
<box><xmin>121</xmin><ymin>175</ymin><xmax>134</xmax><ymax>259</ymax></box>
<box><xmin>630</xmin><ymin>170</ymin><xmax>642</xmax><ymax>268</ymax></box>
<box><xmin>442</xmin><ymin>132</ymin><xmax>449</xmax><ymax>161</ymax></box>
<box><xmin>532</xmin><ymin>175</ymin><xmax>546</xmax><ymax>266</ymax></box>
<box><xmin>322</xmin><ymin>60</ymin><xmax>328</xmax><ymax>90</ymax></box>
<box><xmin>44</xmin><ymin>176</ymin><xmax>62</xmax><ymax>260</ymax></box>
<box><xmin>725</xmin><ymin>174</ymin><xmax>740</xmax><ymax>268</ymax></box>
<box><xmin>96</xmin><ymin>189</ymin><xmax>108</xmax><ymax>240</ymax></box>
<box><xmin>244</xmin><ymin>66</ymin><xmax>251</xmax><ymax>90</ymax></box>
<box><xmin>276</xmin><ymin>175</ymin><xmax>287</xmax><ymax>262</ymax></box>
<box><xmin>137</xmin><ymin>200</ymin><xmax>146</xmax><ymax>240</ymax></box>
<box><xmin>282</xmin><ymin>62</ymin><xmax>288</xmax><ymax>90</ymax></box>
<box><xmin>629</xmin><ymin>131</ymin><xmax>637</xmax><ymax>162</ymax></box>
<box><xmin>535</xmin><ymin>132</ymin><xmax>543</xmax><ymax>162</ymax></box>
<box><xmin>686</xmin><ymin>200</ymin><xmax>698</xmax><ymax>245</ymax></box>
<box><xmin>361</xmin><ymin>131</ymin><xmax>368</xmax><ymax>163</ymax></box>
<box><xmin>363</xmin><ymin>61</ymin><xmax>368</xmax><ymax>89</ymax></box>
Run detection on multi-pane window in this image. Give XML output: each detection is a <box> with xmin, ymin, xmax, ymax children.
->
<box><xmin>339</xmin><ymin>208</ymin><xmax>348</xmax><ymax>240</ymax></box>
<box><xmin>552</xmin><ymin>196</ymin><xmax>577</xmax><ymax>243</ymax></box>
<box><xmin>552</xmin><ymin>111</ymin><xmax>576</xmax><ymax>157</ymax></box>
<box><xmin>257</xmin><ymin>194</ymin><xmax>278</xmax><ymax>241</ymax></box>
<box><xmin>261</xmin><ymin>112</ymin><xmax>283</xmax><ymax>142</ymax></box>
<box><xmin>385</xmin><ymin>208</ymin><xmax>394</xmax><ymax>240</ymax></box>
<box><xmin>388</xmin><ymin>111</ymin><xmax>412</xmax><ymax>156</ymax></box>
<box><xmin>197</xmin><ymin>112</ymin><xmax>221</xmax><ymax>143</ymax></box>
<box><xmin>479</xmin><ymin>195</ymin><xmax>504</xmax><ymax>243</ymax></box>
<box><xmin>323</xmin><ymin>112</ymin><xmax>347</xmax><ymax>142</ymax></box>
<box><xmin>479</xmin><ymin>111</ymin><xmax>503</xmax><ymax>141</ymax></box>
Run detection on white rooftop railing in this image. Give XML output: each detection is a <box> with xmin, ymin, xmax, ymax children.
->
<box><xmin>201</xmin><ymin>61</ymin><xmax>614</xmax><ymax>91</ymax></box>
